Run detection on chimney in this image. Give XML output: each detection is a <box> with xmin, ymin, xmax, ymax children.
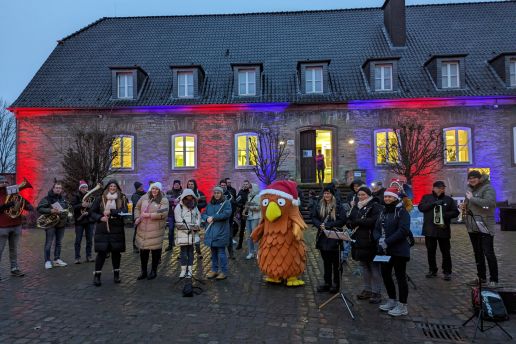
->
<box><xmin>382</xmin><ymin>0</ymin><xmax>406</xmax><ymax>47</ymax></box>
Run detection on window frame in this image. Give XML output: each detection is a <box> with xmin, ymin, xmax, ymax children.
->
<box><xmin>116</xmin><ymin>72</ymin><xmax>134</xmax><ymax>99</ymax></box>
<box><xmin>177</xmin><ymin>71</ymin><xmax>194</xmax><ymax>98</ymax></box>
<box><xmin>374</xmin><ymin>64</ymin><xmax>393</xmax><ymax>91</ymax></box>
<box><xmin>110</xmin><ymin>134</ymin><xmax>135</xmax><ymax>171</ymax></box>
<box><xmin>234</xmin><ymin>132</ymin><xmax>258</xmax><ymax>169</ymax></box>
<box><xmin>441</xmin><ymin>61</ymin><xmax>460</xmax><ymax>89</ymax></box>
<box><xmin>512</xmin><ymin>127</ymin><xmax>516</xmax><ymax>165</ymax></box>
<box><xmin>443</xmin><ymin>127</ymin><xmax>472</xmax><ymax>165</ymax></box>
<box><xmin>171</xmin><ymin>133</ymin><xmax>197</xmax><ymax>170</ymax></box>
<box><xmin>237</xmin><ymin>68</ymin><xmax>257</xmax><ymax>96</ymax></box>
<box><xmin>373</xmin><ymin>129</ymin><xmax>398</xmax><ymax>166</ymax></box>
<box><xmin>305</xmin><ymin>66</ymin><xmax>324</xmax><ymax>94</ymax></box>
<box><xmin>510</xmin><ymin>59</ymin><xmax>516</xmax><ymax>87</ymax></box>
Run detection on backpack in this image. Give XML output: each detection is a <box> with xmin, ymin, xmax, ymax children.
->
<box><xmin>182</xmin><ymin>280</ymin><xmax>203</xmax><ymax>297</ymax></box>
<box><xmin>481</xmin><ymin>290</ymin><xmax>509</xmax><ymax>322</ymax></box>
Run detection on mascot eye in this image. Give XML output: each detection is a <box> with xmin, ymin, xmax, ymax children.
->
<box><xmin>278</xmin><ymin>198</ymin><xmax>286</xmax><ymax>206</ymax></box>
<box><xmin>262</xmin><ymin>199</ymin><xmax>269</xmax><ymax>206</ymax></box>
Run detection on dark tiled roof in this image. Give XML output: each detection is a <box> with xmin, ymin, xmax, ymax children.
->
<box><xmin>11</xmin><ymin>1</ymin><xmax>516</xmax><ymax>108</ymax></box>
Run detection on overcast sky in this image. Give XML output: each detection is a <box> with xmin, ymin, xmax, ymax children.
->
<box><xmin>0</xmin><ymin>0</ymin><xmax>503</xmax><ymax>104</ymax></box>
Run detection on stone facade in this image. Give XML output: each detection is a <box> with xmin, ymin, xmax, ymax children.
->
<box><xmin>17</xmin><ymin>103</ymin><xmax>516</xmax><ymax>204</ymax></box>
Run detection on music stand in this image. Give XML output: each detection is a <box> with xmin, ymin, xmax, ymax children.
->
<box><xmin>318</xmin><ymin>229</ymin><xmax>356</xmax><ymax>320</ymax></box>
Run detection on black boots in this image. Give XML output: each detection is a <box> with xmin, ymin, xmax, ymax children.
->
<box><xmin>147</xmin><ymin>270</ymin><xmax>157</xmax><ymax>280</ymax></box>
<box><xmin>93</xmin><ymin>272</ymin><xmax>101</xmax><ymax>287</ymax></box>
<box><xmin>113</xmin><ymin>269</ymin><xmax>121</xmax><ymax>284</ymax></box>
<box><xmin>137</xmin><ymin>269</ymin><xmax>147</xmax><ymax>280</ymax></box>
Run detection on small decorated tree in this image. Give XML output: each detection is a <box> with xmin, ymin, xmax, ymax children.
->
<box><xmin>249</xmin><ymin>127</ymin><xmax>289</xmax><ymax>186</ymax></box>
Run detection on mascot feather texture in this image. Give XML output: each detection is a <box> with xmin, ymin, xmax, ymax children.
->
<box><xmin>250</xmin><ymin>180</ymin><xmax>307</xmax><ymax>286</ymax></box>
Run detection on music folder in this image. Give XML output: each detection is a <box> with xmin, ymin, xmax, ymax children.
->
<box><xmin>323</xmin><ymin>229</ymin><xmax>352</xmax><ymax>241</ymax></box>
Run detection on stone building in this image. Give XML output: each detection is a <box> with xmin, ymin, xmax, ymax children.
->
<box><xmin>9</xmin><ymin>0</ymin><xmax>516</xmax><ymax>204</ymax></box>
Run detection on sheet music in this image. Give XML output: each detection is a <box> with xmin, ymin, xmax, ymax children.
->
<box><xmin>373</xmin><ymin>255</ymin><xmax>391</xmax><ymax>263</ymax></box>
<box><xmin>323</xmin><ymin>229</ymin><xmax>352</xmax><ymax>241</ymax></box>
<box><xmin>51</xmin><ymin>202</ymin><xmax>64</xmax><ymax>212</ymax></box>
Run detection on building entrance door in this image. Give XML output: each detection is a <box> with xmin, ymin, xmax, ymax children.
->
<box><xmin>300</xmin><ymin>129</ymin><xmax>333</xmax><ymax>183</ymax></box>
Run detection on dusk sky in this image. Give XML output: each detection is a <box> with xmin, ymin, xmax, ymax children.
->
<box><xmin>0</xmin><ymin>0</ymin><xmax>501</xmax><ymax>105</ymax></box>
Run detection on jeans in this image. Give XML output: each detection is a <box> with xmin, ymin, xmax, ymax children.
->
<box><xmin>139</xmin><ymin>249</ymin><xmax>161</xmax><ymax>272</ymax></box>
<box><xmin>360</xmin><ymin>261</ymin><xmax>382</xmax><ymax>294</ymax></box>
<box><xmin>468</xmin><ymin>232</ymin><xmax>498</xmax><ymax>282</ymax></box>
<box><xmin>210</xmin><ymin>247</ymin><xmax>228</xmax><ymax>274</ymax></box>
<box><xmin>167</xmin><ymin>216</ymin><xmax>175</xmax><ymax>247</ymax></box>
<box><xmin>320</xmin><ymin>250</ymin><xmax>340</xmax><ymax>287</ymax></box>
<box><xmin>44</xmin><ymin>227</ymin><xmax>65</xmax><ymax>262</ymax></box>
<box><xmin>180</xmin><ymin>245</ymin><xmax>194</xmax><ymax>265</ymax></box>
<box><xmin>0</xmin><ymin>225</ymin><xmax>22</xmax><ymax>270</ymax></box>
<box><xmin>246</xmin><ymin>218</ymin><xmax>260</xmax><ymax>255</ymax></box>
<box><xmin>381</xmin><ymin>256</ymin><xmax>409</xmax><ymax>304</ymax></box>
<box><xmin>74</xmin><ymin>223</ymin><xmax>94</xmax><ymax>259</ymax></box>
<box><xmin>425</xmin><ymin>236</ymin><xmax>452</xmax><ymax>274</ymax></box>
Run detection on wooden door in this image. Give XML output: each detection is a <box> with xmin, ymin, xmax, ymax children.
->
<box><xmin>300</xmin><ymin>130</ymin><xmax>316</xmax><ymax>183</ymax></box>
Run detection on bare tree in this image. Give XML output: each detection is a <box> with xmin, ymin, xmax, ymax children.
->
<box><xmin>249</xmin><ymin>127</ymin><xmax>289</xmax><ymax>185</ymax></box>
<box><xmin>379</xmin><ymin>118</ymin><xmax>444</xmax><ymax>184</ymax></box>
<box><xmin>61</xmin><ymin>120</ymin><xmax>119</xmax><ymax>194</ymax></box>
<box><xmin>0</xmin><ymin>99</ymin><xmax>16</xmax><ymax>173</ymax></box>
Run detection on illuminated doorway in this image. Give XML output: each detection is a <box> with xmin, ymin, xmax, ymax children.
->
<box><xmin>316</xmin><ymin>130</ymin><xmax>332</xmax><ymax>183</ymax></box>
<box><xmin>300</xmin><ymin>129</ymin><xmax>333</xmax><ymax>183</ymax></box>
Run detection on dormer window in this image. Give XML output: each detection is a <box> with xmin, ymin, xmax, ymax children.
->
<box><xmin>510</xmin><ymin>59</ymin><xmax>516</xmax><ymax>86</ymax></box>
<box><xmin>374</xmin><ymin>64</ymin><xmax>393</xmax><ymax>91</ymax></box>
<box><xmin>441</xmin><ymin>61</ymin><xmax>460</xmax><ymax>89</ymax></box>
<box><xmin>305</xmin><ymin>66</ymin><xmax>323</xmax><ymax>94</ymax></box>
<box><xmin>488</xmin><ymin>53</ymin><xmax>516</xmax><ymax>88</ymax></box>
<box><xmin>171</xmin><ymin>66</ymin><xmax>204</xmax><ymax>99</ymax></box>
<box><xmin>117</xmin><ymin>73</ymin><xmax>133</xmax><ymax>99</ymax></box>
<box><xmin>110</xmin><ymin>66</ymin><xmax>148</xmax><ymax>100</ymax></box>
<box><xmin>362</xmin><ymin>58</ymin><xmax>399</xmax><ymax>92</ymax></box>
<box><xmin>232</xmin><ymin>64</ymin><xmax>261</xmax><ymax>97</ymax></box>
<box><xmin>178</xmin><ymin>71</ymin><xmax>194</xmax><ymax>98</ymax></box>
<box><xmin>298</xmin><ymin>61</ymin><xmax>330</xmax><ymax>94</ymax></box>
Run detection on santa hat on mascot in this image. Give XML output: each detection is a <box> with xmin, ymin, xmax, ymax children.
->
<box><xmin>259</xmin><ymin>180</ymin><xmax>300</xmax><ymax>206</ymax></box>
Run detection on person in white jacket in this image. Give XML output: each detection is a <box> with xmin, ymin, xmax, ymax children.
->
<box><xmin>174</xmin><ymin>189</ymin><xmax>201</xmax><ymax>278</ymax></box>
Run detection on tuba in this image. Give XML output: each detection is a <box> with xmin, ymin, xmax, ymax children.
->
<box><xmin>77</xmin><ymin>183</ymin><xmax>102</xmax><ymax>222</ymax></box>
<box><xmin>4</xmin><ymin>178</ymin><xmax>33</xmax><ymax>218</ymax></box>
<box><xmin>37</xmin><ymin>204</ymin><xmax>73</xmax><ymax>229</ymax></box>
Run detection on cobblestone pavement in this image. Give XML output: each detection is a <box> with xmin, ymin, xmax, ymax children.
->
<box><xmin>1</xmin><ymin>224</ymin><xmax>515</xmax><ymax>344</ymax></box>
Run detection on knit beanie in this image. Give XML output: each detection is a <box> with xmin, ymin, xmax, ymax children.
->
<box><xmin>134</xmin><ymin>181</ymin><xmax>143</xmax><ymax>191</ymax></box>
<box><xmin>357</xmin><ymin>186</ymin><xmax>372</xmax><ymax>196</ymax></box>
<box><xmin>467</xmin><ymin>170</ymin><xmax>482</xmax><ymax>179</ymax></box>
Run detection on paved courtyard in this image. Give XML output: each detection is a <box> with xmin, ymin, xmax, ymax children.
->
<box><xmin>1</xmin><ymin>224</ymin><xmax>515</xmax><ymax>343</ymax></box>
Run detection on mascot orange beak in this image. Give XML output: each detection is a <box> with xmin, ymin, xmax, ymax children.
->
<box><xmin>265</xmin><ymin>201</ymin><xmax>282</xmax><ymax>222</ymax></box>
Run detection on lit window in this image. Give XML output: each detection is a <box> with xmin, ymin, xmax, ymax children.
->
<box><xmin>305</xmin><ymin>66</ymin><xmax>323</xmax><ymax>93</ymax></box>
<box><xmin>238</xmin><ymin>69</ymin><xmax>256</xmax><ymax>96</ymax></box>
<box><xmin>117</xmin><ymin>72</ymin><xmax>134</xmax><ymax>99</ymax></box>
<box><xmin>510</xmin><ymin>59</ymin><xmax>516</xmax><ymax>87</ymax></box>
<box><xmin>374</xmin><ymin>64</ymin><xmax>393</xmax><ymax>91</ymax></box>
<box><xmin>374</xmin><ymin>129</ymin><xmax>398</xmax><ymax>165</ymax></box>
<box><xmin>513</xmin><ymin>127</ymin><xmax>516</xmax><ymax>164</ymax></box>
<box><xmin>178</xmin><ymin>71</ymin><xmax>194</xmax><ymax>98</ymax></box>
<box><xmin>444</xmin><ymin>127</ymin><xmax>472</xmax><ymax>164</ymax></box>
<box><xmin>111</xmin><ymin>135</ymin><xmax>134</xmax><ymax>169</ymax></box>
<box><xmin>172</xmin><ymin>134</ymin><xmax>196</xmax><ymax>168</ymax></box>
<box><xmin>235</xmin><ymin>133</ymin><xmax>258</xmax><ymax>168</ymax></box>
<box><xmin>441</xmin><ymin>62</ymin><xmax>460</xmax><ymax>89</ymax></box>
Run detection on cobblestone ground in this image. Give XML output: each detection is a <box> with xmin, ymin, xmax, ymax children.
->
<box><xmin>0</xmin><ymin>224</ymin><xmax>515</xmax><ymax>343</ymax></box>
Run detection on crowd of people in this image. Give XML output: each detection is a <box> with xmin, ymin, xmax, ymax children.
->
<box><xmin>0</xmin><ymin>171</ymin><xmax>501</xmax><ymax>319</ymax></box>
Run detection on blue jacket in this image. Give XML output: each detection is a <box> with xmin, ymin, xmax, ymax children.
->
<box><xmin>202</xmin><ymin>200</ymin><xmax>232</xmax><ymax>248</ymax></box>
<box><xmin>373</xmin><ymin>203</ymin><xmax>411</xmax><ymax>258</ymax></box>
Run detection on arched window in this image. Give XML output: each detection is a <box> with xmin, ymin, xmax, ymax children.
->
<box><xmin>111</xmin><ymin>135</ymin><xmax>135</xmax><ymax>170</ymax></box>
<box><xmin>443</xmin><ymin>127</ymin><xmax>472</xmax><ymax>164</ymax></box>
<box><xmin>235</xmin><ymin>133</ymin><xmax>258</xmax><ymax>168</ymax></box>
<box><xmin>172</xmin><ymin>134</ymin><xmax>197</xmax><ymax>169</ymax></box>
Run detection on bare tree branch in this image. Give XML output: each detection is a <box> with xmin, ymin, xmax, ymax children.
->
<box><xmin>0</xmin><ymin>99</ymin><xmax>16</xmax><ymax>173</ymax></box>
<box><xmin>249</xmin><ymin>127</ymin><xmax>289</xmax><ymax>185</ymax></box>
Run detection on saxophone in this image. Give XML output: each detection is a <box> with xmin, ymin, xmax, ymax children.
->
<box><xmin>77</xmin><ymin>183</ymin><xmax>102</xmax><ymax>222</ymax></box>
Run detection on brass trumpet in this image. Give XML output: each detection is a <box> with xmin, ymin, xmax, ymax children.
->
<box><xmin>4</xmin><ymin>178</ymin><xmax>33</xmax><ymax>218</ymax></box>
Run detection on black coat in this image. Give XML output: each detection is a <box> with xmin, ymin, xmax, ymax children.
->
<box><xmin>418</xmin><ymin>193</ymin><xmax>459</xmax><ymax>238</ymax></box>
<box><xmin>311</xmin><ymin>202</ymin><xmax>347</xmax><ymax>251</ymax></box>
<box><xmin>373</xmin><ymin>203</ymin><xmax>411</xmax><ymax>258</ymax></box>
<box><xmin>90</xmin><ymin>184</ymin><xmax>128</xmax><ymax>253</ymax></box>
<box><xmin>348</xmin><ymin>199</ymin><xmax>383</xmax><ymax>262</ymax></box>
<box><xmin>37</xmin><ymin>190</ymin><xmax>69</xmax><ymax>229</ymax></box>
<box><xmin>372</xmin><ymin>188</ymin><xmax>386</xmax><ymax>205</ymax></box>
<box><xmin>71</xmin><ymin>191</ymin><xmax>94</xmax><ymax>225</ymax></box>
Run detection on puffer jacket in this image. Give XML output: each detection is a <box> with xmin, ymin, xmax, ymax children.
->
<box><xmin>348</xmin><ymin>198</ymin><xmax>383</xmax><ymax>262</ymax></box>
<box><xmin>372</xmin><ymin>202</ymin><xmax>411</xmax><ymax>258</ymax></box>
<box><xmin>202</xmin><ymin>199</ymin><xmax>232</xmax><ymax>248</ymax></box>
<box><xmin>464</xmin><ymin>175</ymin><xmax>497</xmax><ymax>235</ymax></box>
<box><xmin>135</xmin><ymin>193</ymin><xmax>169</xmax><ymax>250</ymax></box>
<box><xmin>174</xmin><ymin>189</ymin><xmax>201</xmax><ymax>245</ymax></box>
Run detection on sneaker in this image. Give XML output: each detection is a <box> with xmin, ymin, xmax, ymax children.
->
<box><xmin>488</xmin><ymin>281</ymin><xmax>498</xmax><ymax>288</ymax></box>
<box><xmin>388</xmin><ymin>303</ymin><xmax>408</xmax><ymax>317</ymax></box>
<box><xmin>246</xmin><ymin>253</ymin><xmax>254</xmax><ymax>260</ymax></box>
<box><xmin>467</xmin><ymin>277</ymin><xmax>486</xmax><ymax>286</ymax></box>
<box><xmin>74</xmin><ymin>259</ymin><xmax>81</xmax><ymax>264</ymax></box>
<box><xmin>215</xmin><ymin>272</ymin><xmax>227</xmax><ymax>280</ymax></box>
<box><xmin>379</xmin><ymin>299</ymin><xmax>397</xmax><ymax>312</ymax></box>
<box><xmin>425</xmin><ymin>271</ymin><xmax>437</xmax><ymax>278</ymax></box>
<box><xmin>10</xmin><ymin>269</ymin><xmax>25</xmax><ymax>277</ymax></box>
<box><xmin>206</xmin><ymin>271</ymin><xmax>218</xmax><ymax>279</ymax></box>
<box><xmin>443</xmin><ymin>274</ymin><xmax>452</xmax><ymax>281</ymax></box>
<box><xmin>53</xmin><ymin>259</ymin><xmax>67</xmax><ymax>267</ymax></box>
<box><xmin>44</xmin><ymin>261</ymin><xmax>53</xmax><ymax>269</ymax></box>
<box><xmin>369</xmin><ymin>293</ymin><xmax>382</xmax><ymax>304</ymax></box>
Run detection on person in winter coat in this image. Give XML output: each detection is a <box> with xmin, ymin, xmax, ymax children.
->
<box><xmin>202</xmin><ymin>186</ymin><xmax>232</xmax><ymax>280</ymax></box>
<box><xmin>131</xmin><ymin>181</ymin><xmax>146</xmax><ymax>253</ymax></box>
<box><xmin>371</xmin><ymin>181</ymin><xmax>386</xmax><ymax>205</ymax></box>
<box><xmin>165</xmin><ymin>180</ymin><xmax>182</xmax><ymax>251</ymax></box>
<box><xmin>311</xmin><ymin>186</ymin><xmax>347</xmax><ymax>293</ymax></box>
<box><xmin>235</xmin><ymin>180</ymin><xmax>251</xmax><ymax>250</ymax></box>
<box><xmin>348</xmin><ymin>186</ymin><xmax>383</xmax><ymax>303</ymax></box>
<box><xmin>187</xmin><ymin>179</ymin><xmax>206</xmax><ymax>258</ymax></box>
<box><xmin>174</xmin><ymin>189</ymin><xmax>201</xmax><ymax>278</ymax></box>
<box><xmin>418</xmin><ymin>181</ymin><xmax>459</xmax><ymax>281</ymax></box>
<box><xmin>346</xmin><ymin>179</ymin><xmax>365</xmax><ymax>207</ymax></box>
<box><xmin>220</xmin><ymin>179</ymin><xmax>236</xmax><ymax>260</ymax></box>
<box><xmin>71</xmin><ymin>180</ymin><xmax>95</xmax><ymax>264</ymax></box>
<box><xmin>90</xmin><ymin>180</ymin><xmax>128</xmax><ymax>286</ymax></box>
<box><xmin>463</xmin><ymin>171</ymin><xmax>499</xmax><ymax>287</ymax></box>
<box><xmin>244</xmin><ymin>183</ymin><xmax>261</xmax><ymax>260</ymax></box>
<box><xmin>37</xmin><ymin>181</ymin><xmax>70</xmax><ymax>270</ymax></box>
<box><xmin>373</xmin><ymin>187</ymin><xmax>411</xmax><ymax>317</ymax></box>
<box><xmin>134</xmin><ymin>182</ymin><xmax>168</xmax><ymax>281</ymax></box>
